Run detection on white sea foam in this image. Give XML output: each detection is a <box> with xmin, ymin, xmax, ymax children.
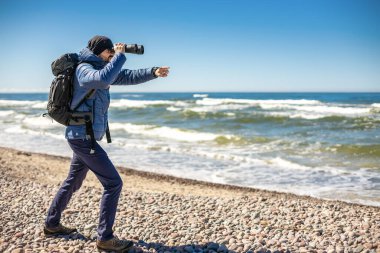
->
<box><xmin>165</xmin><ymin>101</ymin><xmax>193</xmax><ymax>111</ymax></box>
<box><xmin>196</xmin><ymin>98</ymin><xmax>321</xmax><ymax>106</ymax></box>
<box><xmin>269</xmin><ymin>157</ymin><xmax>312</xmax><ymax>171</ymax></box>
<box><xmin>173</xmin><ymin>101</ymin><xmax>190</xmax><ymax>107</ymax></box>
<box><xmin>166</xmin><ymin>106</ymin><xmax>181</xmax><ymax>112</ymax></box>
<box><xmin>121</xmin><ymin>94</ymin><xmax>143</xmax><ymax>98</ymax></box>
<box><xmin>193</xmin><ymin>94</ymin><xmax>208</xmax><ymax>98</ymax></box>
<box><xmin>372</xmin><ymin>103</ymin><xmax>380</xmax><ymax>108</ymax></box>
<box><xmin>0</xmin><ymin>110</ymin><xmax>15</xmax><ymax>117</ymax></box>
<box><xmin>289</xmin><ymin>113</ymin><xmax>326</xmax><ymax>120</ymax></box>
<box><xmin>140</xmin><ymin>142</ymin><xmax>362</xmax><ymax>178</ymax></box>
<box><xmin>188</xmin><ymin>104</ymin><xmax>253</xmax><ymax>113</ymax></box>
<box><xmin>266</xmin><ymin>111</ymin><xmax>332</xmax><ymax>120</ymax></box>
<box><xmin>4</xmin><ymin>125</ymin><xmax>64</xmax><ymax>140</ymax></box>
<box><xmin>15</xmin><ymin>114</ymin><xmax>26</xmax><ymax>119</ymax></box>
<box><xmin>31</xmin><ymin>101</ymin><xmax>48</xmax><ymax>109</ymax></box>
<box><xmin>110</xmin><ymin>99</ymin><xmax>175</xmax><ymax>108</ymax></box>
<box><xmin>183</xmin><ymin>149</ymin><xmax>268</xmax><ymax>165</ymax></box>
<box><xmin>193</xmin><ymin>98</ymin><xmax>374</xmax><ymax>118</ymax></box>
<box><xmin>0</xmin><ymin>99</ymin><xmax>47</xmax><ymax>109</ymax></box>
<box><xmin>261</xmin><ymin>103</ymin><xmax>370</xmax><ymax>115</ymax></box>
<box><xmin>172</xmin><ymin>147</ymin><xmax>312</xmax><ymax>172</ymax></box>
<box><xmin>22</xmin><ymin>115</ymin><xmax>63</xmax><ymax>129</ymax></box>
<box><xmin>0</xmin><ymin>99</ymin><xmax>40</xmax><ymax>107</ymax></box>
<box><xmin>110</xmin><ymin>122</ymin><xmax>235</xmax><ymax>142</ymax></box>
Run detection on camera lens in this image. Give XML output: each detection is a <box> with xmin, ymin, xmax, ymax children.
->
<box><xmin>124</xmin><ymin>44</ymin><xmax>144</xmax><ymax>55</ymax></box>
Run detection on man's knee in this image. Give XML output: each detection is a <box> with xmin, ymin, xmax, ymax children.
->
<box><xmin>70</xmin><ymin>171</ymin><xmax>88</xmax><ymax>193</ymax></box>
<box><xmin>105</xmin><ymin>177</ymin><xmax>123</xmax><ymax>192</ymax></box>
<box><xmin>72</xmin><ymin>180</ymin><xmax>84</xmax><ymax>193</ymax></box>
<box><xmin>116</xmin><ymin>177</ymin><xmax>123</xmax><ymax>190</ymax></box>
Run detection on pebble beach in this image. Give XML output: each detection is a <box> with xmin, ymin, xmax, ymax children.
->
<box><xmin>0</xmin><ymin>147</ymin><xmax>379</xmax><ymax>253</ymax></box>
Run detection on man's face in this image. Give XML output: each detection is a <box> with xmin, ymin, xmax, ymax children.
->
<box><xmin>98</xmin><ymin>48</ymin><xmax>115</xmax><ymax>62</ymax></box>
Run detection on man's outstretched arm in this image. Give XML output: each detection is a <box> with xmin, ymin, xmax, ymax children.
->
<box><xmin>111</xmin><ymin>66</ymin><xmax>170</xmax><ymax>85</ymax></box>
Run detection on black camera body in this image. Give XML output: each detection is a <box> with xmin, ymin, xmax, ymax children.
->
<box><xmin>124</xmin><ymin>44</ymin><xmax>144</xmax><ymax>54</ymax></box>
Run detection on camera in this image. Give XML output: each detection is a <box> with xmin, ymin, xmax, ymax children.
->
<box><xmin>124</xmin><ymin>44</ymin><xmax>144</xmax><ymax>55</ymax></box>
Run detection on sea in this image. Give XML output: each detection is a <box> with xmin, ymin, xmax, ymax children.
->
<box><xmin>0</xmin><ymin>92</ymin><xmax>379</xmax><ymax>206</ymax></box>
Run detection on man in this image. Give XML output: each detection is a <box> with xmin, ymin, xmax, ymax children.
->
<box><xmin>44</xmin><ymin>35</ymin><xmax>169</xmax><ymax>252</ymax></box>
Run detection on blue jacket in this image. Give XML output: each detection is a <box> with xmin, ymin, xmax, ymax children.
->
<box><xmin>65</xmin><ymin>48</ymin><xmax>156</xmax><ymax>141</ymax></box>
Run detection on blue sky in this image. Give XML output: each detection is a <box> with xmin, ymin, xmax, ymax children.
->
<box><xmin>0</xmin><ymin>0</ymin><xmax>379</xmax><ymax>92</ymax></box>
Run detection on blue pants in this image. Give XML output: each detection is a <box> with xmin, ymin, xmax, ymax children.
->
<box><xmin>45</xmin><ymin>139</ymin><xmax>123</xmax><ymax>241</ymax></box>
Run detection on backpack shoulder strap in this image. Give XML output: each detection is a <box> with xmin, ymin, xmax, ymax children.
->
<box><xmin>72</xmin><ymin>89</ymin><xmax>96</xmax><ymax>111</ymax></box>
<box><xmin>72</xmin><ymin>60</ymin><xmax>96</xmax><ymax>112</ymax></box>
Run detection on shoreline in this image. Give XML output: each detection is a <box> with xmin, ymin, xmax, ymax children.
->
<box><xmin>0</xmin><ymin>146</ymin><xmax>375</xmax><ymax>208</ymax></box>
<box><xmin>1</xmin><ymin>146</ymin><xmax>379</xmax><ymax>252</ymax></box>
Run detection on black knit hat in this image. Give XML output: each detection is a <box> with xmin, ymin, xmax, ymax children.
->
<box><xmin>87</xmin><ymin>35</ymin><xmax>114</xmax><ymax>55</ymax></box>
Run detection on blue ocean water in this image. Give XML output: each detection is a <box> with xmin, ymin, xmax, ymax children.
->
<box><xmin>0</xmin><ymin>92</ymin><xmax>379</xmax><ymax>206</ymax></box>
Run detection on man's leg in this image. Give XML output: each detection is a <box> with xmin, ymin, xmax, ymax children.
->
<box><xmin>68</xmin><ymin>139</ymin><xmax>123</xmax><ymax>241</ymax></box>
<box><xmin>45</xmin><ymin>152</ymin><xmax>89</xmax><ymax>228</ymax></box>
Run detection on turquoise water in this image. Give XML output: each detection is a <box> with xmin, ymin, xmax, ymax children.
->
<box><xmin>0</xmin><ymin>92</ymin><xmax>379</xmax><ymax>206</ymax></box>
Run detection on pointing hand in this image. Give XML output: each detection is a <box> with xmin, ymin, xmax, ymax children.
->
<box><xmin>155</xmin><ymin>66</ymin><xmax>170</xmax><ymax>77</ymax></box>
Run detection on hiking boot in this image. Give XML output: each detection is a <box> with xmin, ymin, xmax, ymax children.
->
<box><xmin>43</xmin><ymin>223</ymin><xmax>77</xmax><ymax>237</ymax></box>
<box><xmin>96</xmin><ymin>236</ymin><xmax>134</xmax><ymax>252</ymax></box>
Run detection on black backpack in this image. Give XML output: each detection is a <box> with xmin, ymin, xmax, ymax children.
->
<box><xmin>46</xmin><ymin>53</ymin><xmax>94</xmax><ymax>126</ymax></box>
<box><xmin>44</xmin><ymin>53</ymin><xmax>111</xmax><ymax>153</ymax></box>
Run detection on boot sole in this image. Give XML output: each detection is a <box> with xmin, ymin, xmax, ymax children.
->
<box><xmin>96</xmin><ymin>241</ymin><xmax>133</xmax><ymax>253</ymax></box>
<box><xmin>43</xmin><ymin>227</ymin><xmax>77</xmax><ymax>237</ymax></box>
